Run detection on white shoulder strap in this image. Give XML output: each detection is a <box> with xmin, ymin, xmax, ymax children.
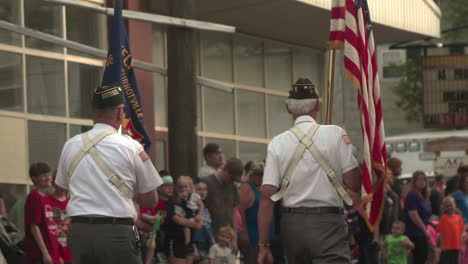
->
<box><xmin>270</xmin><ymin>124</ymin><xmax>319</xmax><ymax>202</ymax></box>
<box><xmin>271</xmin><ymin>124</ymin><xmax>353</xmax><ymax>206</ymax></box>
<box><xmin>68</xmin><ymin>130</ymin><xmax>133</xmax><ymax>199</ymax></box>
<box><xmin>68</xmin><ymin>130</ymin><xmax>114</xmax><ymax>178</ymax></box>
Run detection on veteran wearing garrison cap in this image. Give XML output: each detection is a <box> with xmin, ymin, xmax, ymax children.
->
<box><xmin>55</xmin><ymin>83</ymin><xmax>163</xmax><ymax>264</ymax></box>
<box><xmin>257</xmin><ymin>78</ymin><xmax>362</xmax><ymax>264</ymax></box>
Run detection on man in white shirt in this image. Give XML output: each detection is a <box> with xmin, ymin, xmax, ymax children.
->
<box><xmin>55</xmin><ymin>83</ymin><xmax>163</xmax><ymax>264</ymax></box>
<box><xmin>257</xmin><ymin>78</ymin><xmax>362</xmax><ymax>264</ymax></box>
<box><xmin>198</xmin><ymin>143</ymin><xmax>224</xmax><ymax>178</ymax></box>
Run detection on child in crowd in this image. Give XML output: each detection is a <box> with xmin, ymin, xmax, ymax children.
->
<box><xmin>209</xmin><ymin>226</ymin><xmax>236</xmax><ymax>264</ymax></box>
<box><xmin>177</xmin><ymin>176</ymin><xmax>204</xmax><ymax>250</ymax></box>
<box><xmin>140</xmin><ymin>201</ymin><xmax>165</xmax><ymax>264</ymax></box>
<box><xmin>437</xmin><ymin>196</ymin><xmax>465</xmax><ymax>264</ymax></box>
<box><xmin>193</xmin><ymin>180</ymin><xmax>215</xmax><ymax>263</ymax></box>
<box><xmin>46</xmin><ymin>171</ymin><xmax>71</xmax><ymax>264</ymax></box>
<box><xmin>140</xmin><ymin>173</ymin><xmax>173</xmax><ymax>264</ymax></box>
<box><xmin>381</xmin><ymin>220</ymin><xmax>414</xmax><ymax>264</ymax></box>
<box><xmin>25</xmin><ymin>162</ymin><xmax>62</xmax><ymax>264</ymax></box>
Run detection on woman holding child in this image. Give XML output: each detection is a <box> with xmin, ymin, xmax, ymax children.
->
<box><xmin>164</xmin><ymin>176</ymin><xmax>204</xmax><ymax>264</ymax></box>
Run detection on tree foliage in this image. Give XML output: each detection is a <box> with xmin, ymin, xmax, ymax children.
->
<box><xmin>391</xmin><ymin>60</ymin><xmax>422</xmax><ymax>123</ymax></box>
<box><xmin>441</xmin><ymin>0</ymin><xmax>468</xmax><ymax>40</ymax></box>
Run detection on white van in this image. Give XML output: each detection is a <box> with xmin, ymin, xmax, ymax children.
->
<box><xmin>386</xmin><ymin>130</ymin><xmax>468</xmax><ymax>178</ymax></box>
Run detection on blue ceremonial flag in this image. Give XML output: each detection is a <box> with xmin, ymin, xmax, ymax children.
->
<box><xmin>101</xmin><ymin>0</ymin><xmax>151</xmax><ymax>153</ymax></box>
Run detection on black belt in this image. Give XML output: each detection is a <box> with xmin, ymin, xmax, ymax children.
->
<box><xmin>282</xmin><ymin>207</ymin><xmax>343</xmax><ymax>214</ymax></box>
<box><xmin>71</xmin><ymin>216</ymin><xmax>134</xmax><ymax>225</ymax></box>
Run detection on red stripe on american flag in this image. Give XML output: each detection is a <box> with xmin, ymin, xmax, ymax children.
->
<box><xmin>329</xmin><ymin>1</ymin><xmax>346</xmax><ymax>48</ymax></box>
<box><xmin>329</xmin><ymin>0</ymin><xmax>387</xmax><ymax>231</ymax></box>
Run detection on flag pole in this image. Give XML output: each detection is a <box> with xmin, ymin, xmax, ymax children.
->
<box><xmin>326</xmin><ymin>48</ymin><xmax>336</xmax><ymax>125</ymax></box>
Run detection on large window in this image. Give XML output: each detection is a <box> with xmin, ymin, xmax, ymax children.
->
<box><xmin>24</xmin><ymin>0</ymin><xmax>63</xmax><ymax>52</ymax></box>
<box><xmin>66</xmin><ymin>6</ymin><xmax>107</xmax><ymax>57</ymax></box>
<box><xmin>68</xmin><ymin>62</ymin><xmax>102</xmax><ymax>119</ymax></box>
<box><xmin>0</xmin><ymin>51</ymin><xmax>22</xmax><ymax>112</ymax></box>
<box><xmin>204</xmin><ymin>87</ymin><xmax>235</xmax><ymax>134</ymax></box>
<box><xmin>26</xmin><ymin>56</ymin><xmax>65</xmax><ymax>116</ymax></box>
<box><xmin>239</xmin><ymin>142</ymin><xmax>267</xmax><ymax>163</ymax></box>
<box><xmin>0</xmin><ymin>0</ymin><xmax>21</xmax><ymax>45</ymax></box>
<box><xmin>153</xmin><ymin>74</ymin><xmax>167</xmax><ymax>127</ymax></box>
<box><xmin>265</xmin><ymin>43</ymin><xmax>292</xmax><ymax>92</ymax></box>
<box><xmin>268</xmin><ymin>95</ymin><xmax>291</xmax><ymax>137</ymax></box>
<box><xmin>153</xmin><ymin>27</ymin><xmax>323</xmax><ymax>168</ymax></box>
<box><xmin>28</xmin><ymin>120</ymin><xmax>66</xmax><ymax>170</ymax></box>
<box><xmin>0</xmin><ymin>2</ymin><xmax>111</xmax><ymax>192</ymax></box>
<box><xmin>201</xmin><ymin>31</ymin><xmax>233</xmax><ymax>82</ymax></box>
<box><xmin>234</xmin><ymin>36</ymin><xmax>264</xmax><ymax>87</ymax></box>
<box><xmin>237</xmin><ymin>90</ymin><xmax>266</xmax><ymax>138</ymax></box>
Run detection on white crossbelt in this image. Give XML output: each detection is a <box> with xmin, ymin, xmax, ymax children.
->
<box><xmin>67</xmin><ymin>130</ymin><xmax>134</xmax><ymax>199</ymax></box>
<box><xmin>271</xmin><ymin>124</ymin><xmax>353</xmax><ymax>206</ymax></box>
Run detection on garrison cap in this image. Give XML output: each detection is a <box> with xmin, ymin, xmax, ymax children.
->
<box><xmin>92</xmin><ymin>83</ymin><xmax>125</xmax><ymax>109</ymax></box>
<box><xmin>288</xmin><ymin>78</ymin><xmax>319</xmax><ymax>99</ymax></box>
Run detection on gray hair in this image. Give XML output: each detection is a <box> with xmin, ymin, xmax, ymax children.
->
<box><xmin>285</xmin><ymin>98</ymin><xmax>320</xmax><ymax>115</ymax></box>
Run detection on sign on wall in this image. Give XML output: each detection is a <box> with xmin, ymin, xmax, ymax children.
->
<box><xmin>422</xmin><ymin>55</ymin><xmax>468</xmax><ymax>128</ymax></box>
<box><xmin>434</xmin><ymin>156</ymin><xmax>468</xmax><ymax>177</ymax></box>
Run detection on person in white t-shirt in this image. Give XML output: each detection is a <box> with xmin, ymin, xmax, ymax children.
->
<box><xmin>55</xmin><ymin>83</ymin><xmax>163</xmax><ymax>264</ymax></box>
<box><xmin>198</xmin><ymin>143</ymin><xmax>224</xmax><ymax>178</ymax></box>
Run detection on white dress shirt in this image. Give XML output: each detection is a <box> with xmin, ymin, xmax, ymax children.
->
<box><xmin>262</xmin><ymin>115</ymin><xmax>358</xmax><ymax>208</ymax></box>
<box><xmin>56</xmin><ymin>123</ymin><xmax>163</xmax><ymax>220</ymax></box>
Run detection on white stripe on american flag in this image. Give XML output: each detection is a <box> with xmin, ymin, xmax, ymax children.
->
<box><xmin>329</xmin><ymin>0</ymin><xmax>387</xmax><ymax>229</ymax></box>
<box><xmin>345</xmin><ymin>10</ymin><xmax>357</xmax><ymax>34</ymax></box>
<box><xmin>331</xmin><ymin>0</ymin><xmax>345</xmax><ymax>7</ymax></box>
<box><xmin>330</xmin><ymin>19</ymin><xmax>345</xmax><ymax>32</ymax></box>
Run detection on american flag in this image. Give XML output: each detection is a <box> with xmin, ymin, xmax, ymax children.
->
<box><xmin>329</xmin><ymin>0</ymin><xmax>387</xmax><ymax>230</ymax></box>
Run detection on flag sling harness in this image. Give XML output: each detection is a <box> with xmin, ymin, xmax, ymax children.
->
<box><xmin>271</xmin><ymin>124</ymin><xmax>353</xmax><ymax>206</ymax></box>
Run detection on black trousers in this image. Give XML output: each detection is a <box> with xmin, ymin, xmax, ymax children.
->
<box><xmin>440</xmin><ymin>250</ymin><xmax>459</xmax><ymax>264</ymax></box>
<box><xmin>68</xmin><ymin>222</ymin><xmax>142</xmax><ymax>264</ymax></box>
<box><xmin>281</xmin><ymin>213</ymin><xmax>350</xmax><ymax>264</ymax></box>
<box><xmin>409</xmin><ymin>236</ymin><xmax>428</xmax><ymax>264</ymax></box>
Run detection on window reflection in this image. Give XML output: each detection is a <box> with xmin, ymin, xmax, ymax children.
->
<box><xmin>24</xmin><ymin>0</ymin><xmax>63</xmax><ymax>52</ymax></box>
<box><xmin>28</xmin><ymin>121</ymin><xmax>66</xmax><ymax>170</ymax></box>
<box><xmin>234</xmin><ymin>36</ymin><xmax>264</xmax><ymax>87</ymax></box>
<box><xmin>0</xmin><ymin>0</ymin><xmax>21</xmax><ymax>45</ymax></box>
<box><xmin>265</xmin><ymin>43</ymin><xmax>292</xmax><ymax>91</ymax></box>
<box><xmin>68</xmin><ymin>62</ymin><xmax>101</xmax><ymax>119</ymax></box>
<box><xmin>238</xmin><ymin>142</ymin><xmax>267</xmax><ymax>164</ymax></box>
<box><xmin>69</xmin><ymin>125</ymin><xmax>92</xmax><ymax>138</ymax></box>
<box><xmin>201</xmin><ymin>31</ymin><xmax>233</xmax><ymax>82</ymax></box>
<box><xmin>154</xmin><ymin>74</ymin><xmax>167</xmax><ymax>127</ymax></box>
<box><xmin>268</xmin><ymin>95</ymin><xmax>291</xmax><ymax>137</ymax></box>
<box><xmin>66</xmin><ymin>6</ymin><xmax>107</xmax><ymax>57</ymax></box>
<box><xmin>26</xmin><ymin>56</ymin><xmax>65</xmax><ymax>116</ymax></box>
<box><xmin>204</xmin><ymin>86</ymin><xmax>234</xmax><ymax>134</ymax></box>
<box><xmin>0</xmin><ymin>51</ymin><xmax>23</xmax><ymax>112</ymax></box>
<box><xmin>237</xmin><ymin>90</ymin><xmax>266</xmax><ymax>138</ymax></box>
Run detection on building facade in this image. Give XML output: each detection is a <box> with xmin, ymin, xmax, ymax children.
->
<box><xmin>0</xmin><ymin>0</ymin><xmax>440</xmax><ymax>210</ymax></box>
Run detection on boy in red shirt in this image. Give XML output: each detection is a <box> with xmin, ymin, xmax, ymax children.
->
<box><xmin>24</xmin><ymin>162</ymin><xmax>61</xmax><ymax>264</ymax></box>
<box><xmin>437</xmin><ymin>196</ymin><xmax>465</xmax><ymax>264</ymax></box>
<box><xmin>45</xmin><ymin>172</ymin><xmax>71</xmax><ymax>264</ymax></box>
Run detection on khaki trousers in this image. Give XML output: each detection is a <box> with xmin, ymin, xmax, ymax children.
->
<box><xmin>68</xmin><ymin>222</ymin><xmax>142</xmax><ymax>264</ymax></box>
<box><xmin>280</xmin><ymin>212</ymin><xmax>350</xmax><ymax>264</ymax></box>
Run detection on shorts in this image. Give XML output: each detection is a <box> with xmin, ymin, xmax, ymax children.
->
<box><xmin>165</xmin><ymin>234</ymin><xmax>186</xmax><ymax>259</ymax></box>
